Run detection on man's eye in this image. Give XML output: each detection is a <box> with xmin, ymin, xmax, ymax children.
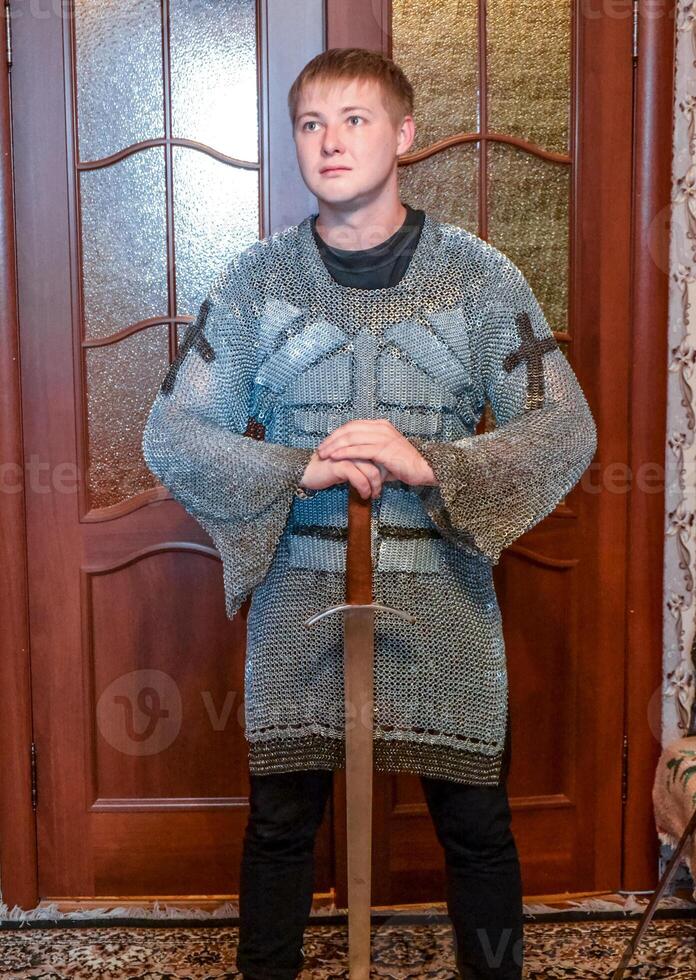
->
<box><xmin>303</xmin><ymin>121</ymin><xmax>318</xmax><ymax>131</ymax></box>
<box><xmin>348</xmin><ymin>115</ymin><xmax>363</xmax><ymax>125</ymax></box>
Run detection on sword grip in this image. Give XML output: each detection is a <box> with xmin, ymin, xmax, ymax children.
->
<box><xmin>347</xmin><ymin>485</ymin><xmax>373</xmax><ymax>604</ymax></box>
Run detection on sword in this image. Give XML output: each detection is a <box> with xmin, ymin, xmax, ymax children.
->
<box><xmin>305</xmin><ymin>485</ymin><xmax>417</xmax><ymax>979</ymax></box>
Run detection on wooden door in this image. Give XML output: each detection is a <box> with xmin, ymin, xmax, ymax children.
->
<box><xmin>11</xmin><ymin>0</ymin><xmax>325</xmax><ymax>901</ymax></box>
<box><xmin>327</xmin><ymin>0</ymin><xmax>639</xmax><ymax>904</ymax></box>
<box><xmin>7</xmin><ymin>0</ymin><xmax>664</xmax><ymax>909</ymax></box>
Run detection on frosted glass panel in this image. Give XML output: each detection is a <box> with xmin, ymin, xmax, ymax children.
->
<box><xmin>391</xmin><ymin>0</ymin><xmax>478</xmax><ymax>152</ymax></box>
<box><xmin>80</xmin><ymin>148</ymin><xmax>168</xmax><ymax>340</ymax></box>
<box><xmin>487</xmin><ymin>143</ymin><xmax>569</xmax><ymax>334</ymax></box>
<box><xmin>74</xmin><ymin>0</ymin><xmax>163</xmax><ymax>161</ymax></box>
<box><xmin>173</xmin><ymin>147</ymin><xmax>259</xmax><ymax>316</ymax></box>
<box><xmin>487</xmin><ymin>0</ymin><xmax>571</xmax><ymax>154</ymax></box>
<box><xmin>398</xmin><ymin>144</ymin><xmax>479</xmax><ymax>233</ymax></box>
<box><xmin>170</xmin><ymin>0</ymin><xmax>259</xmax><ymax>162</ymax></box>
<box><xmin>74</xmin><ymin>1</ymin><xmax>262</xmax><ymax>510</ymax></box>
<box><xmin>87</xmin><ymin>327</ymin><xmax>170</xmax><ymax>509</ymax></box>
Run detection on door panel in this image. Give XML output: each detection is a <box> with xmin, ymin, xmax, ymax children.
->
<box><xmin>12</xmin><ymin>0</ymin><xmax>323</xmax><ymax>899</ymax></box>
<box><xmin>328</xmin><ymin>0</ymin><xmax>630</xmax><ymax>903</ymax></box>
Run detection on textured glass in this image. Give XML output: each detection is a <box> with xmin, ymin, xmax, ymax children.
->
<box><xmin>88</xmin><ymin>326</ymin><xmax>170</xmax><ymax>509</ymax></box>
<box><xmin>80</xmin><ymin>148</ymin><xmax>168</xmax><ymax>341</ymax></box>
<box><xmin>487</xmin><ymin>142</ymin><xmax>569</xmax><ymax>334</ymax></box>
<box><xmin>398</xmin><ymin>144</ymin><xmax>479</xmax><ymax>233</ymax></box>
<box><xmin>391</xmin><ymin>0</ymin><xmax>478</xmax><ymax>152</ymax></box>
<box><xmin>173</xmin><ymin>147</ymin><xmax>259</xmax><ymax>316</ymax></box>
<box><xmin>74</xmin><ymin>0</ymin><xmax>163</xmax><ymax>162</ymax></box>
<box><xmin>170</xmin><ymin>0</ymin><xmax>258</xmax><ymax>162</ymax></box>
<box><xmin>487</xmin><ymin>0</ymin><xmax>571</xmax><ymax>154</ymax></box>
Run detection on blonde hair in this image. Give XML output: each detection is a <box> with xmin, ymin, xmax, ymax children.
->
<box><xmin>287</xmin><ymin>47</ymin><xmax>414</xmax><ymax>131</ymax></box>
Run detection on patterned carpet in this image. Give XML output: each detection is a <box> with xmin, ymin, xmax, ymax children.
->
<box><xmin>0</xmin><ymin>914</ymin><xmax>695</xmax><ymax>978</ymax></box>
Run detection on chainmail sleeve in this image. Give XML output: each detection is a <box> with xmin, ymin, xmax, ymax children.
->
<box><xmin>141</xmin><ymin>258</ymin><xmax>314</xmax><ymax>619</ymax></box>
<box><xmin>407</xmin><ymin>250</ymin><xmax>597</xmax><ymax>564</ymax></box>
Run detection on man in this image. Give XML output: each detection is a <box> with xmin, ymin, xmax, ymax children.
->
<box><xmin>142</xmin><ymin>47</ymin><xmax>597</xmax><ymax>980</ymax></box>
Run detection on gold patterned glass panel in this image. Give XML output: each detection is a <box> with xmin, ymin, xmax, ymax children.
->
<box><xmin>87</xmin><ymin>327</ymin><xmax>170</xmax><ymax>509</ymax></box>
<box><xmin>74</xmin><ymin>0</ymin><xmax>164</xmax><ymax>162</ymax></box>
<box><xmin>487</xmin><ymin>0</ymin><xmax>571</xmax><ymax>155</ymax></box>
<box><xmin>398</xmin><ymin>144</ymin><xmax>479</xmax><ymax>233</ymax></box>
<box><xmin>169</xmin><ymin>0</ymin><xmax>259</xmax><ymax>163</ymax></box>
<box><xmin>487</xmin><ymin>142</ymin><xmax>569</xmax><ymax>334</ymax></box>
<box><xmin>173</xmin><ymin>147</ymin><xmax>259</xmax><ymax>316</ymax></box>
<box><xmin>80</xmin><ymin>148</ymin><xmax>168</xmax><ymax>341</ymax></box>
<box><xmin>391</xmin><ymin>0</ymin><xmax>479</xmax><ymax>152</ymax></box>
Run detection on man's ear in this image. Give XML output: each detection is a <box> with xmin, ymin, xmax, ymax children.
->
<box><xmin>396</xmin><ymin>115</ymin><xmax>415</xmax><ymax>157</ymax></box>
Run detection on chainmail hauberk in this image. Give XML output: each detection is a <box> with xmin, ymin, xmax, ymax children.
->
<box><xmin>141</xmin><ymin>211</ymin><xmax>597</xmax><ymax>786</ymax></box>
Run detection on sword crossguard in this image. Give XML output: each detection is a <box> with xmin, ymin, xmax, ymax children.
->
<box><xmin>304</xmin><ymin>602</ymin><xmax>417</xmax><ymax>627</ymax></box>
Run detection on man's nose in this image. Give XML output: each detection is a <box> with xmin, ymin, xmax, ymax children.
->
<box><xmin>322</xmin><ymin>125</ymin><xmax>345</xmax><ymax>154</ymax></box>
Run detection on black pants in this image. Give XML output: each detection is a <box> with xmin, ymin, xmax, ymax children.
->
<box><xmin>236</xmin><ymin>727</ymin><xmax>522</xmax><ymax>980</ymax></box>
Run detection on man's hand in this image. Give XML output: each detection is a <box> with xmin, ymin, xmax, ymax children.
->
<box><xmin>300</xmin><ymin>452</ymin><xmax>394</xmax><ymax>500</ymax></box>
<box><xmin>315</xmin><ymin>420</ymin><xmax>437</xmax><ymax>487</ymax></box>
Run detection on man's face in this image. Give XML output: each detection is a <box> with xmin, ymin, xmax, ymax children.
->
<box><xmin>293</xmin><ymin>76</ymin><xmax>413</xmax><ymax>213</ymax></box>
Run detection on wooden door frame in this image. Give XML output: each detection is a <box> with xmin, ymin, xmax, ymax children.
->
<box><xmin>0</xmin><ymin>0</ymin><xmax>676</xmax><ymax>909</ymax></box>
<box><xmin>0</xmin><ymin>17</ymin><xmax>38</xmax><ymax>910</ymax></box>
<box><xmin>326</xmin><ymin>0</ymin><xmax>674</xmax><ymax>893</ymax></box>
<box><xmin>624</xmin><ymin>0</ymin><xmax>675</xmax><ymax>890</ymax></box>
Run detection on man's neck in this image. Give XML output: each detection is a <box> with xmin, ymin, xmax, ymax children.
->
<box><xmin>314</xmin><ymin>201</ymin><xmax>407</xmax><ymax>252</ymax></box>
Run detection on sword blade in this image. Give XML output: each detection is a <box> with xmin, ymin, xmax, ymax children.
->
<box><xmin>344</xmin><ymin>605</ymin><xmax>375</xmax><ymax>980</ymax></box>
